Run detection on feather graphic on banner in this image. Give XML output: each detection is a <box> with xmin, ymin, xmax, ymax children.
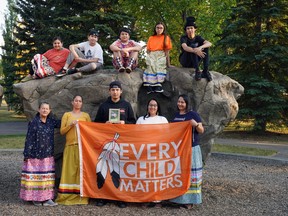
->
<box><xmin>96</xmin><ymin>133</ymin><xmax>121</xmax><ymax>189</ymax></box>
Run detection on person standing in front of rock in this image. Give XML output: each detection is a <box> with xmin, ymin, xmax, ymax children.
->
<box><xmin>94</xmin><ymin>80</ymin><xmax>136</xmax><ymax>208</ymax></box>
<box><xmin>20</xmin><ymin>102</ymin><xmax>61</xmax><ymax>207</ymax></box>
<box><xmin>143</xmin><ymin>22</ymin><xmax>172</xmax><ymax>94</ymax></box>
<box><xmin>56</xmin><ymin>95</ymin><xmax>91</xmax><ymax>205</ymax></box>
<box><xmin>179</xmin><ymin>16</ymin><xmax>212</xmax><ymax>82</ymax></box>
<box><xmin>169</xmin><ymin>94</ymin><xmax>204</xmax><ymax>209</ymax></box>
<box><xmin>109</xmin><ymin>28</ymin><xmax>142</xmax><ymax>74</ymax></box>
<box><xmin>56</xmin><ymin>29</ymin><xmax>103</xmax><ymax>77</ymax></box>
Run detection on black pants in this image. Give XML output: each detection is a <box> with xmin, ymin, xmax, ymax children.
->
<box><xmin>179</xmin><ymin>47</ymin><xmax>209</xmax><ymax>71</ymax></box>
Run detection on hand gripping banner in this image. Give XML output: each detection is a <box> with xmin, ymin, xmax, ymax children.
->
<box><xmin>76</xmin><ymin>121</ymin><xmax>192</xmax><ymax>202</ymax></box>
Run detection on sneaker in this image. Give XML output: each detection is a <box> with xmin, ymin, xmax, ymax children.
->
<box><xmin>117</xmin><ymin>201</ymin><xmax>127</xmax><ymax>208</ymax></box>
<box><xmin>95</xmin><ymin>199</ymin><xmax>106</xmax><ymax>207</ymax></box>
<box><xmin>154</xmin><ymin>86</ymin><xmax>164</xmax><ymax>93</ymax></box>
<box><xmin>203</xmin><ymin>70</ymin><xmax>212</xmax><ymax>82</ymax></box>
<box><xmin>147</xmin><ymin>86</ymin><xmax>154</xmax><ymax>94</ymax></box>
<box><xmin>195</xmin><ymin>70</ymin><xmax>202</xmax><ymax>81</ymax></box>
<box><xmin>21</xmin><ymin>75</ymin><xmax>34</xmax><ymax>83</ymax></box>
<box><xmin>67</xmin><ymin>68</ymin><xmax>78</xmax><ymax>75</ymax></box>
<box><xmin>43</xmin><ymin>199</ymin><xmax>58</xmax><ymax>207</ymax></box>
<box><xmin>118</xmin><ymin>67</ymin><xmax>125</xmax><ymax>73</ymax></box>
<box><xmin>33</xmin><ymin>201</ymin><xmax>42</xmax><ymax>206</ymax></box>
<box><xmin>55</xmin><ymin>68</ymin><xmax>67</xmax><ymax>77</ymax></box>
<box><xmin>125</xmin><ymin>67</ymin><xmax>132</xmax><ymax>73</ymax></box>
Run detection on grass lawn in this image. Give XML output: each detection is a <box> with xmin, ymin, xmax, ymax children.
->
<box><xmin>212</xmin><ymin>143</ymin><xmax>278</xmax><ymax>156</ymax></box>
<box><xmin>0</xmin><ymin>135</ymin><xmax>25</xmax><ymax>149</ymax></box>
<box><xmin>0</xmin><ymin>104</ymin><xmax>26</xmax><ymax>122</ymax></box>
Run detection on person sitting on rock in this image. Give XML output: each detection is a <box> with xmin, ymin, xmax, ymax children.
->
<box><xmin>56</xmin><ymin>29</ymin><xmax>103</xmax><ymax>77</ymax></box>
<box><xmin>21</xmin><ymin>36</ymin><xmax>70</xmax><ymax>82</ymax></box>
<box><xmin>109</xmin><ymin>27</ymin><xmax>142</xmax><ymax>73</ymax></box>
<box><xmin>179</xmin><ymin>16</ymin><xmax>212</xmax><ymax>82</ymax></box>
<box><xmin>143</xmin><ymin>22</ymin><xmax>172</xmax><ymax>94</ymax></box>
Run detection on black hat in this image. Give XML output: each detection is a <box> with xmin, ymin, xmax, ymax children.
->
<box><xmin>89</xmin><ymin>29</ymin><xmax>99</xmax><ymax>36</ymax></box>
<box><xmin>184</xmin><ymin>17</ymin><xmax>197</xmax><ymax>30</ymax></box>
<box><xmin>109</xmin><ymin>81</ymin><xmax>122</xmax><ymax>89</ymax></box>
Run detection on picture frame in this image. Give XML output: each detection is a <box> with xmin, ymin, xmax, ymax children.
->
<box><xmin>109</xmin><ymin>108</ymin><xmax>120</xmax><ymax>123</ymax></box>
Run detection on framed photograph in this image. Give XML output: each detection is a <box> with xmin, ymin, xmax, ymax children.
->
<box><xmin>109</xmin><ymin>108</ymin><xmax>120</xmax><ymax>123</ymax></box>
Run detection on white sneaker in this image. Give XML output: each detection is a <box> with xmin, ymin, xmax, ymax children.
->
<box><xmin>43</xmin><ymin>199</ymin><xmax>58</xmax><ymax>207</ymax></box>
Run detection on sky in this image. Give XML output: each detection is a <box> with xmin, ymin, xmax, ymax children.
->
<box><xmin>0</xmin><ymin>0</ymin><xmax>8</xmax><ymax>55</ymax></box>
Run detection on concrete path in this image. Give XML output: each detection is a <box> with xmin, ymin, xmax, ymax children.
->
<box><xmin>0</xmin><ymin>121</ymin><xmax>28</xmax><ymax>135</ymax></box>
<box><xmin>215</xmin><ymin>138</ymin><xmax>288</xmax><ymax>162</ymax></box>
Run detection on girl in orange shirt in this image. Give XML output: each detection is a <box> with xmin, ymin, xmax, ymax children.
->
<box><xmin>143</xmin><ymin>22</ymin><xmax>172</xmax><ymax>94</ymax></box>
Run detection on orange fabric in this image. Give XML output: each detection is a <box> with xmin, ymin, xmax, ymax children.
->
<box><xmin>147</xmin><ymin>35</ymin><xmax>172</xmax><ymax>51</ymax></box>
<box><xmin>43</xmin><ymin>48</ymin><xmax>70</xmax><ymax>73</ymax></box>
<box><xmin>77</xmin><ymin>121</ymin><xmax>192</xmax><ymax>202</ymax></box>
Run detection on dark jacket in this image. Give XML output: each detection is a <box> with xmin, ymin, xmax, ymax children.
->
<box><xmin>94</xmin><ymin>96</ymin><xmax>136</xmax><ymax>124</ymax></box>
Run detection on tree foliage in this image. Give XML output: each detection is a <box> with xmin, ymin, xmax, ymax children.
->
<box><xmin>215</xmin><ymin>0</ymin><xmax>288</xmax><ymax>131</ymax></box>
<box><xmin>1</xmin><ymin>0</ymin><xmax>21</xmax><ymax>112</ymax></box>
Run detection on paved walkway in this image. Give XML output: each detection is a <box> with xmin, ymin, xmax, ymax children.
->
<box><xmin>0</xmin><ymin>121</ymin><xmax>28</xmax><ymax>135</ymax></box>
<box><xmin>215</xmin><ymin>138</ymin><xmax>288</xmax><ymax>162</ymax></box>
<box><xmin>0</xmin><ymin>122</ymin><xmax>287</xmax><ymax>162</ymax></box>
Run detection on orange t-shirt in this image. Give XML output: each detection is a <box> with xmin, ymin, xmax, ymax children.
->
<box><xmin>147</xmin><ymin>35</ymin><xmax>172</xmax><ymax>51</ymax></box>
<box><xmin>43</xmin><ymin>48</ymin><xmax>70</xmax><ymax>73</ymax></box>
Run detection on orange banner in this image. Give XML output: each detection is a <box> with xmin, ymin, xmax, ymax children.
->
<box><xmin>77</xmin><ymin>121</ymin><xmax>192</xmax><ymax>202</ymax></box>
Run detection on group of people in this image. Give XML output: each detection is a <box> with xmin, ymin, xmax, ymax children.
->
<box><xmin>19</xmin><ymin>15</ymin><xmax>209</xmax><ymax>210</ymax></box>
<box><xmin>21</xmin><ymin>16</ymin><xmax>213</xmax><ymax>93</ymax></box>
<box><xmin>20</xmin><ymin>80</ymin><xmax>204</xmax><ymax>210</ymax></box>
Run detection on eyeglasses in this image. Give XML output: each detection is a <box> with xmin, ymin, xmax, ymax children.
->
<box><xmin>148</xmin><ymin>104</ymin><xmax>158</xmax><ymax>107</ymax></box>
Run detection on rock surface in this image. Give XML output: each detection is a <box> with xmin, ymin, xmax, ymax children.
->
<box><xmin>13</xmin><ymin>67</ymin><xmax>244</xmax><ymax>161</ymax></box>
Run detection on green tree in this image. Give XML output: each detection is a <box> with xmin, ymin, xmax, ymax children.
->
<box><xmin>120</xmin><ymin>0</ymin><xmax>236</xmax><ymax>66</ymax></box>
<box><xmin>215</xmin><ymin>0</ymin><xmax>288</xmax><ymax>132</ymax></box>
<box><xmin>1</xmin><ymin>0</ymin><xmax>21</xmax><ymax>111</ymax></box>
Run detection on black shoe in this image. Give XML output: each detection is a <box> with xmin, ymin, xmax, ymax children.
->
<box><xmin>118</xmin><ymin>67</ymin><xmax>125</xmax><ymax>73</ymax></box>
<box><xmin>125</xmin><ymin>67</ymin><xmax>132</xmax><ymax>73</ymax></box>
<box><xmin>195</xmin><ymin>70</ymin><xmax>202</xmax><ymax>81</ymax></box>
<box><xmin>147</xmin><ymin>86</ymin><xmax>154</xmax><ymax>94</ymax></box>
<box><xmin>95</xmin><ymin>199</ymin><xmax>106</xmax><ymax>207</ymax></box>
<box><xmin>153</xmin><ymin>86</ymin><xmax>164</xmax><ymax>93</ymax></box>
<box><xmin>203</xmin><ymin>70</ymin><xmax>212</xmax><ymax>82</ymax></box>
<box><xmin>117</xmin><ymin>201</ymin><xmax>127</xmax><ymax>208</ymax></box>
<box><xmin>67</xmin><ymin>68</ymin><xmax>78</xmax><ymax>75</ymax></box>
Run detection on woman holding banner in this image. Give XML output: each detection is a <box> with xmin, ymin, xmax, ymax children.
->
<box><xmin>170</xmin><ymin>94</ymin><xmax>204</xmax><ymax>209</ymax></box>
<box><xmin>136</xmin><ymin>98</ymin><xmax>168</xmax><ymax>124</ymax></box>
<box><xmin>56</xmin><ymin>95</ymin><xmax>91</xmax><ymax>205</ymax></box>
<box><xmin>137</xmin><ymin>98</ymin><xmax>168</xmax><ymax>207</ymax></box>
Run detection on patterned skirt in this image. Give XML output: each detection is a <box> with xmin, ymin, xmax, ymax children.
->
<box><xmin>56</xmin><ymin>144</ymin><xmax>89</xmax><ymax>205</ymax></box>
<box><xmin>19</xmin><ymin>156</ymin><xmax>55</xmax><ymax>201</ymax></box>
<box><xmin>143</xmin><ymin>51</ymin><xmax>167</xmax><ymax>86</ymax></box>
<box><xmin>170</xmin><ymin>145</ymin><xmax>203</xmax><ymax>204</ymax></box>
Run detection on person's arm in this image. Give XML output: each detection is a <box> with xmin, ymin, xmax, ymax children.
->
<box><xmin>60</xmin><ymin>113</ymin><xmax>75</xmax><ymax>135</ymax></box>
<box><xmin>125</xmin><ymin>104</ymin><xmax>136</xmax><ymax>124</ymax></box>
<box><xmin>110</xmin><ymin>40</ymin><xmax>122</xmax><ymax>52</ymax></box>
<box><xmin>23</xmin><ymin>120</ymin><xmax>37</xmax><ymax>159</ymax></box>
<box><xmin>94</xmin><ymin>105</ymin><xmax>106</xmax><ymax>123</ymax></box>
<box><xmin>123</xmin><ymin>41</ymin><xmax>142</xmax><ymax>53</ymax></box>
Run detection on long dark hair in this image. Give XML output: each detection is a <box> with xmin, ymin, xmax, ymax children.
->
<box><xmin>177</xmin><ymin>94</ymin><xmax>190</xmax><ymax>113</ymax></box>
<box><xmin>152</xmin><ymin>22</ymin><xmax>168</xmax><ymax>50</ymax></box>
<box><xmin>144</xmin><ymin>98</ymin><xmax>162</xmax><ymax>120</ymax></box>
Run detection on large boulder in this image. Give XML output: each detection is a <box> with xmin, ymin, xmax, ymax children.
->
<box><xmin>14</xmin><ymin>67</ymin><xmax>244</xmax><ymax>161</ymax></box>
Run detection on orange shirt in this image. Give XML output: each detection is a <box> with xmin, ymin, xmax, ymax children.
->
<box><xmin>43</xmin><ymin>48</ymin><xmax>70</xmax><ymax>73</ymax></box>
<box><xmin>147</xmin><ymin>35</ymin><xmax>172</xmax><ymax>51</ymax></box>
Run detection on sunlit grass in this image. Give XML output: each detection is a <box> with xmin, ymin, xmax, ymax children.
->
<box><xmin>0</xmin><ymin>103</ymin><xmax>26</xmax><ymax>122</ymax></box>
<box><xmin>212</xmin><ymin>143</ymin><xmax>278</xmax><ymax>157</ymax></box>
